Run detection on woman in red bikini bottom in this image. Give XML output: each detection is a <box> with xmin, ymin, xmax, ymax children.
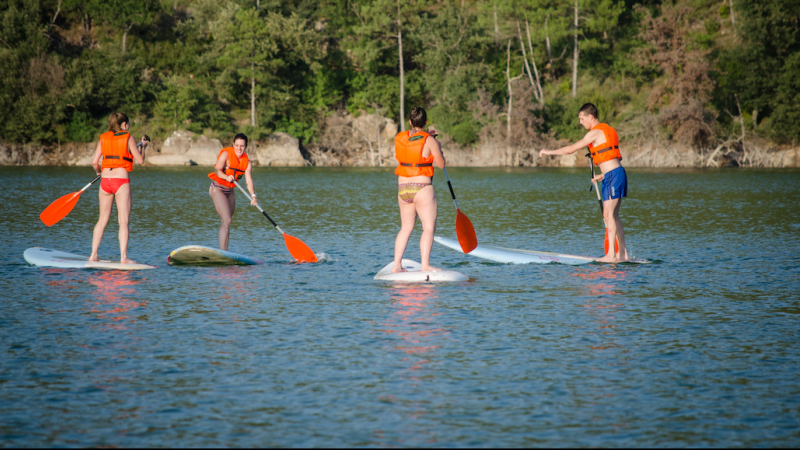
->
<box><xmin>89</xmin><ymin>112</ymin><xmax>146</xmax><ymax>263</ymax></box>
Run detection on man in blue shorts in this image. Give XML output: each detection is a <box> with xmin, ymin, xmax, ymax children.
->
<box><xmin>539</xmin><ymin>103</ymin><xmax>628</xmax><ymax>262</ymax></box>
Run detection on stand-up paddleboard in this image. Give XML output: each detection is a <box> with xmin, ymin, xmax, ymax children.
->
<box><xmin>167</xmin><ymin>245</ymin><xmax>265</xmax><ymax>265</ymax></box>
<box><xmin>374</xmin><ymin>259</ymin><xmax>468</xmax><ymax>282</ymax></box>
<box><xmin>23</xmin><ymin>248</ymin><xmax>157</xmax><ymax>270</ymax></box>
<box><xmin>435</xmin><ymin>236</ymin><xmax>651</xmax><ymax>265</ymax></box>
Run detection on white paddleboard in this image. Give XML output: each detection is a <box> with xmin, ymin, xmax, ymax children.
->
<box><xmin>168</xmin><ymin>245</ymin><xmax>265</xmax><ymax>265</ymax></box>
<box><xmin>374</xmin><ymin>259</ymin><xmax>468</xmax><ymax>282</ymax></box>
<box><xmin>23</xmin><ymin>247</ymin><xmax>157</xmax><ymax>270</ymax></box>
<box><xmin>435</xmin><ymin>236</ymin><xmax>650</xmax><ymax>265</ymax></box>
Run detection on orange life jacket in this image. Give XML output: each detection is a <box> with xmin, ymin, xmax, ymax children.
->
<box><xmin>208</xmin><ymin>147</ymin><xmax>249</xmax><ymax>188</ymax></box>
<box><xmin>588</xmin><ymin>123</ymin><xmax>622</xmax><ymax>165</ymax></box>
<box><xmin>395</xmin><ymin>130</ymin><xmax>434</xmax><ymax>177</ymax></box>
<box><xmin>100</xmin><ymin>131</ymin><xmax>133</xmax><ymax>171</ymax></box>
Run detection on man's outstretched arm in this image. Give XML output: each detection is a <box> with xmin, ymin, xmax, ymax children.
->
<box><xmin>540</xmin><ymin>130</ymin><xmax>601</xmax><ymax>157</ymax></box>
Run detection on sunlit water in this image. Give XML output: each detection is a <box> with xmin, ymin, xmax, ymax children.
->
<box><xmin>1</xmin><ymin>166</ymin><xmax>799</xmax><ymax>447</ymax></box>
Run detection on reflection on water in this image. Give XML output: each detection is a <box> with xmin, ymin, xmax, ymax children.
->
<box><xmin>2</xmin><ymin>167</ymin><xmax>800</xmax><ymax>447</ymax></box>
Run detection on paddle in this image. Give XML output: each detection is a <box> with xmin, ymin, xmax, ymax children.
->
<box><xmin>40</xmin><ymin>175</ymin><xmax>102</xmax><ymax>226</ymax></box>
<box><xmin>586</xmin><ymin>153</ymin><xmax>618</xmax><ymax>254</ymax></box>
<box><xmin>232</xmin><ymin>180</ymin><xmax>318</xmax><ymax>263</ymax></box>
<box><xmin>442</xmin><ymin>167</ymin><xmax>478</xmax><ymax>253</ymax></box>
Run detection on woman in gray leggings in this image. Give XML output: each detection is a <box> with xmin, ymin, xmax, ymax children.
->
<box><xmin>207</xmin><ymin>133</ymin><xmax>258</xmax><ymax>250</ymax></box>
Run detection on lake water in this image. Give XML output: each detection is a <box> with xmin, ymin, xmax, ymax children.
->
<box><xmin>1</xmin><ymin>166</ymin><xmax>799</xmax><ymax>447</ymax></box>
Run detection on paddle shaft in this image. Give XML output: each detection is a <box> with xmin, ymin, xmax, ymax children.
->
<box><xmin>586</xmin><ymin>153</ymin><xmax>607</xmax><ymax>227</ymax></box>
<box><xmin>442</xmin><ymin>167</ymin><xmax>461</xmax><ymax>210</ymax></box>
<box><xmin>232</xmin><ymin>180</ymin><xmax>286</xmax><ymax>235</ymax></box>
<box><xmin>83</xmin><ymin>175</ymin><xmax>102</xmax><ymax>192</ymax></box>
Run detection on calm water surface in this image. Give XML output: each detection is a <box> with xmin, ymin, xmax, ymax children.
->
<box><xmin>1</xmin><ymin>166</ymin><xmax>799</xmax><ymax>447</ymax></box>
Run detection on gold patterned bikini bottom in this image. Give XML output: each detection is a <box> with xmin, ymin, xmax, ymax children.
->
<box><xmin>398</xmin><ymin>183</ymin><xmax>431</xmax><ymax>203</ymax></box>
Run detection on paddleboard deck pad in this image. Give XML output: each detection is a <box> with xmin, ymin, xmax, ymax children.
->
<box><xmin>24</xmin><ymin>247</ymin><xmax>157</xmax><ymax>270</ymax></box>
<box><xmin>168</xmin><ymin>245</ymin><xmax>265</xmax><ymax>265</ymax></box>
<box><xmin>435</xmin><ymin>236</ymin><xmax>650</xmax><ymax>265</ymax></box>
<box><xmin>374</xmin><ymin>259</ymin><xmax>468</xmax><ymax>282</ymax></box>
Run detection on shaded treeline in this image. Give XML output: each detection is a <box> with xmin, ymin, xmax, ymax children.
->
<box><xmin>1</xmin><ymin>0</ymin><xmax>799</xmax><ymax>164</ymax></box>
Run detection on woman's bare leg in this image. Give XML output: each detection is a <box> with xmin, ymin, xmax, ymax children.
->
<box><xmin>392</xmin><ymin>198</ymin><xmax>418</xmax><ymax>273</ymax></box>
<box><xmin>114</xmin><ymin>183</ymin><xmax>134</xmax><ymax>263</ymax></box>
<box><xmin>210</xmin><ymin>185</ymin><xmax>234</xmax><ymax>251</ymax></box>
<box><xmin>414</xmin><ymin>186</ymin><xmax>439</xmax><ymax>271</ymax></box>
<box><xmin>90</xmin><ymin>187</ymin><xmax>115</xmax><ymax>261</ymax></box>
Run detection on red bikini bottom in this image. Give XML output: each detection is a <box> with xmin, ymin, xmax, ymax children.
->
<box><xmin>101</xmin><ymin>178</ymin><xmax>130</xmax><ymax>194</ymax></box>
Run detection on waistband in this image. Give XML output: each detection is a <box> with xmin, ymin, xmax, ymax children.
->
<box><xmin>399</xmin><ymin>162</ymin><xmax>433</xmax><ymax>167</ymax></box>
<box><xmin>210</xmin><ymin>181</ymin><xmax>234</xmax><ymax>192</ymax></box>
<box><xmin>591</xmin><ymin>145</ymin><xmax>619</xmax><ymax>155</ymax></box>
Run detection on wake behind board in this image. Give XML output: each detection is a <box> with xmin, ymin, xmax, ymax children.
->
<box><xmin>23</xmin><ymin>247</ymin><xmax>157</xmax><ymax>270</ymax></box>
<box><xmin>168</xmin><ymin>245</ymin><xmax>265</xmax><ymax>266</ymax></box>
<box><xmin>374</xmin><ymin>259</ymin><xmax>468</xmax><ymax>282</ymax></box>
<box><xmin>435</xmin><ymin>236</ymin><xmax>651</xmax><ymax>265</ymax></box>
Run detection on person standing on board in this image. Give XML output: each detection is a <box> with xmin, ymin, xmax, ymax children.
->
<box><xmin>539</xmin><ymin>103</ymin><xmax>628</xmax><ymax>262</ymax></box>
<box><xmin>208</xmin><ymin>133</ymin><xmax>258</xmax><ymax>251</ymax></box>
<box><xmin>392</xmin><ymin>106</ymin><xmax>447</xmax><ymax>273</ymax></box>
<box><xmin>89</xmin><ymin>112</ymin><xmax>146</xmax><ymax>263</ymax></box>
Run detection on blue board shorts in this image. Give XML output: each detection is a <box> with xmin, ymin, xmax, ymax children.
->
<box><xmin>601</xmin><ymin>166</ymin><xmax>627</xmax><ymax>201</ymax></box>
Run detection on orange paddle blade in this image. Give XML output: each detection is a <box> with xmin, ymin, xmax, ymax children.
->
<box><xmin>603</xmin><ymin>229</ymin><xmax>620</xmax><ymax>254</ymax></box>
<box><xmin>40</xmin><ymin>191</ymin><xmax>82</xmax><ymax>226</ymax></box>
<box><xmin>283</xmin><ymin>233</ymin><xmax>318</xmax><ymax>263</ymax></box>
<box><xmin>455</xmin><ymin>209</ymin><xmax>478</xmax><ymax>253</ymax></box>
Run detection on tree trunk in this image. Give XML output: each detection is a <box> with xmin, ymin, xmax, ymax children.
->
<box><xmin>729</xmin><ymin>0</ymin><xmax>736</xmax><ymax>36</ymax></box>
<box><xmin>735</xmin><ymin>94</ymin><xmax>745</xmax><ymax>141</ymax></box>
<box><xmin>752</xmin><ymin>109</ymin><xmax>758</xmax><ymax>130</ymax></box>
<box><xmin>49</xmin><ymin>0</ymin><xmax>62</xmax><ymax>31</ymax></box>
<box><xmin>122</xmin><ymin>23</ymin><xmax>133</xmax><ymax>55</ymax></box>
<box><xmin>493</xmin><ymin>5</ymin><xmax>499</xmax><ymax>47</ymax></box>
<box><xmin>525</xmin><ymin>19</ymin><xmax>544</xmax><ymax>103</ymax></box>
<box><xmin>572</xmin><ymin>0</ymin><xmax>578</xmax><ymax>98</ymax></box>
<box><xmin>517</xmin><ymin>21</ymin><xmax>538</xmax><ymax>102</ymax></box>
<box><xmin>398</xmin><ymin>0</ymin><xmax>405</xmax><ymax>131</ymax></box>
<box><xmin>545</xmin><ymin>15</ymin><xmax>553</xmax><ymax>68</ymax></box>
<box><xmin>251</xmin><ymin>63</ymin><xmax>256</xmax><ymax>127</ymax></box>
<box><xmin>506</xmin><ymin>40</ymin><xmax>513</xmax><ymax>166</ymax></box>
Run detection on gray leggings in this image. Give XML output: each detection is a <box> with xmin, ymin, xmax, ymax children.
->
<box><xmin>209</xmin><ymin>183</ymin><xmax>235</xmax><ymax>250</ymax></box>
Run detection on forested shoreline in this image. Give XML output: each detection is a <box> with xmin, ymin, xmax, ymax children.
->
<box><xmin>1</xmin><ymin>0</ymin><xmax>799</xmax><ymax>167</ymax></box>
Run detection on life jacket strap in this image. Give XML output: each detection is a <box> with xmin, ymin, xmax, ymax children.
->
<box><xmin>591</xmin><ymin>145</ymin><xmax>619</xmax><ymax>156</ymax></box>
<box><xmin>105</xmin><ymin>155</ymin><xmax>133</xmax><ymax>163</ymax></box>
<box><xmin>399</xmin><ymin>162</ymin><xmax>433</xmax><ymax>167</ymax></box>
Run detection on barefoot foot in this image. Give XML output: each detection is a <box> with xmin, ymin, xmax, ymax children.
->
<box><xmin>391</xmin><ymin>266</ymin><xmax>408</xmax><ymax>274</ymax></box>
<box><xmin>120</xmin><ymin>257</ymin><xmax>136</xmax><ymax>264</ymax></box>
<box><xmin>595</xmin><ymin>255</ymin><xmax>619</xmax><ymax>263</ymax></box>
<box><xmin>420</xmin><ymin>265</ymin><xmax>442</xmax><ymax>272</ymax></box>
<box><xmin>88</xmin><ymin>255</ymin><xmax>100</xmax><ymax>262</ymax></box>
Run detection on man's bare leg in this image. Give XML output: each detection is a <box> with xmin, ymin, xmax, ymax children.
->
<box><xmin>612</xmin><ymin>199</ymin><xmax>628</xmax><ymax>261</ymax></box>
<box><xmin>597</xmin><ymin>198</ymin><xmax>621</xmax><ymax>263</ymax></box>
<box><xmin>392</xmin><ymin>197</ymin><xmax>418</xmax><ymax>273</ymax></box>
<box><xmin>414</xmin><ymin>186</ymin><xmax>440</xmax><ymax>272</ymax></box>
<box><xmin>89</xmin><ymin>188</ymin><xmax>114</xmax><ymax>261</ymax></box>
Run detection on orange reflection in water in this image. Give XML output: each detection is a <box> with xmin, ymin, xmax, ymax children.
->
<box><xmin>86</xmin><ymin>271</ymin><xmax>146</xmax><ymax>330</ymax></box>
<box><xmin>379</xmin><ymin>284</ymin><xmax>449</xmax><ymax>369</ymax></box>
<box><xmin>572</xmin><ymin>267</ymin><xmax>631</xmax><ymax>351</ymax></box>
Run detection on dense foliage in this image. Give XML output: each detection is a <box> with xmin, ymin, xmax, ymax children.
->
<box><xmin>1</xmin><ymin>0</ymin><xmax>798</xmax><ymax>147</ymax></box>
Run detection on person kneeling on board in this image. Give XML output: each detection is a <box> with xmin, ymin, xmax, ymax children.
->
<box><xmin>539</xmin><ymin>103</ymin><xmax>629</xmax><ymax>262</ymax></box>
<box><xmin>89</xmin><ymin>112</ymin><xmax>146</xmax><ymax>263</ymax></box>
<box><xmin>208</xmin><ymin>133</ymin><xmax>258</xmax><ymax>251</ymax></box>
<box><xmin>392</xmin><ymin>106</ymin><xmax>447</xmax><ymax>273</ymax></box>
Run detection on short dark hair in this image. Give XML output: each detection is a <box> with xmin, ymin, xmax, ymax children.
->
<box><xmin>410</xmin><ymin>106</ymin><xmax>427</xmax><ymax>128</ymax></box>
<box><xmin>579</xmin><ymin>103</ymin><xmax>599</xmax><ymax>120</ymax></box>
<box><xmin>233</xmin><ymin>133</ymin><xmax>248</xmax><ymax>147</ymax></box>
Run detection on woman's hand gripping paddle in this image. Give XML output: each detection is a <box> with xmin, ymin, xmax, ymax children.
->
<box><xmin>586</xmin><ymin>153</ymin><xmax>618</xmax><ymax>254</ymax></box>
<box><xmin>443</xmin><ymin>168</ymin><xmax>478</xmax><ymax>253</ymax></box>
<box><xmin>40</xmin><ymin>175</ymin><xmax>102</xmax><ymax>226</ymax></box>
<box><xmin>232</xmin><ymin>180</ymin><xmax>318</xmax><ymax>263</ymax></box>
